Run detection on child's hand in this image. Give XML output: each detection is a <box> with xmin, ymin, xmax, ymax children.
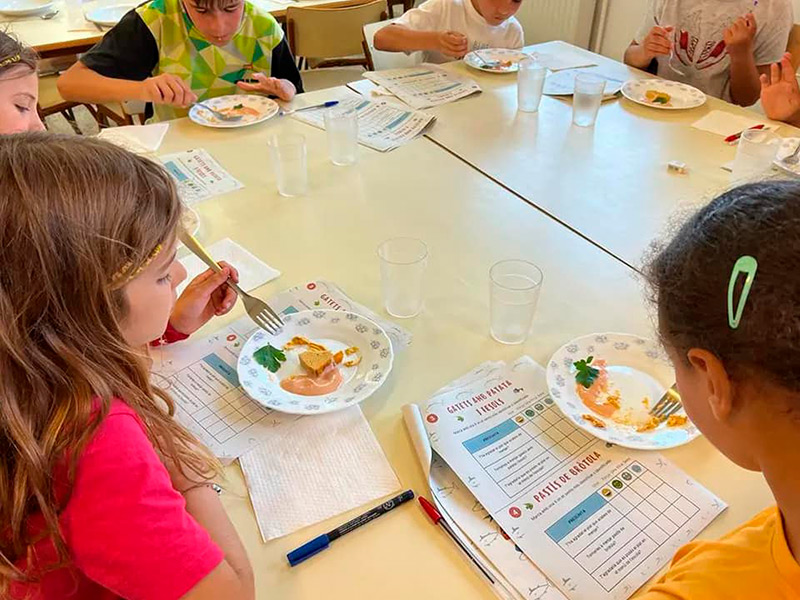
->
<box><xmin>641</xmin><ymin>26</ymin><xmax>673</xmax><ymax>60</ymax></box>
<box><xmin>437</xmin><ymin>31</ymin><xmax>468</xmax><ymax>58</ymax></box>
<box><xmin>724</xmin><ymin>13</ymin><xmax>757</xmax><ymax>58</ymax></box>
<box><xmin>140</xmin><ymin>73</ymin><xmax>197</xmax><ymax>107</ymax></box>
<box><xmin>170</xmin><ymin>262</ymin><xmax>240</xmax><ymax>336</ymax></box>
<box><xmin>236</xmin><ymin>72</ymin><xmax>296</xmax><ymax>101</ymax></box>
<box><xmin>760</xmin><ymin>52</ymin><xmax>800</xmax><ymax>122</ymax></box>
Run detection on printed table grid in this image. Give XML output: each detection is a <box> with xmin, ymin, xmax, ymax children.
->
<box><xmin>545</xmin><ymin>461</ymin><xmax>701</xmax><ymax>593</ymax></box>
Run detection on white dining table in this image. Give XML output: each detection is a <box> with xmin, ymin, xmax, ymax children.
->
<box><xmin>420</xmin><ymin>40</ymin><xmax>799</xmax><ymax>270</ymax></box>
<box><xmin>150</xmin><ymin>81</ymin><xmax>776</xmax><ymax>599</ymax></box>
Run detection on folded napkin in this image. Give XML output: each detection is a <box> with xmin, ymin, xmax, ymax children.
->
<box><xmin>98</xmin><ymin>123</ymin><xmax>169</xmax><ymax>154</ymax></box>
<box><xmin>691</xmin><ymin>110</ymin><xmax>772</xmax><ymax>138</ymax></box>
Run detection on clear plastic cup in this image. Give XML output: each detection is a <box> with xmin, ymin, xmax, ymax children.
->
<box><xmin>324</xmin><ymin>107</ymin><xmax>359</xmax><ymax>166</ymax></box>
<box><xmin>517</xmin><ymin>58</ymin><xmax>547</xmax><ymax>113</ymax></box>
<box><xmin>267</xmin><ymin>133</ymin><xmax>307</xmax><ymax>197</ymax></box>
<box><xmin>490</xmin><ymin>259</ymin><xmax>543</xmax><ymax>345</ymax></box>
<box><xmin>378</xmin><ymin>238</ymin><xmax>428</xmax><ymax>318</ymax></box>
<box><xmin>732</xmin><ymin>128</ymin><xmax>779</xmax><ymax>181</ymax></box>
<box><xmin>572</xmin><ymin>73</ymin><xmax>606</xmax><ymax>127</ymax></box>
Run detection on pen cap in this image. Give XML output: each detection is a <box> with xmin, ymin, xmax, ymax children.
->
<box><xmin>287</xmin><ymin>534</ymin><xmax>330</xmax><ymax>567</ymax></box>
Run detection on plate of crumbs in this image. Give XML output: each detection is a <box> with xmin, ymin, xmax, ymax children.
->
<box><xmin>546</xmin><ymin>332</ymin><xmax>700</xmax><ymax>450</ymax></box>
<box><xmin>237</xmin><ymin>310</ymin><xmax>394</xmax><ymax>415</ymax></box>
<box><xmin>189</xmin><ymin>94</ymin><xmax>279</xmax><ymax>128</ymax></box>
<box><xmin>464</xmin><ymin>48</ymin><xmax>529</xmax><ymax>73</ymax></box>
<box><xmin>621</xmin><ymin>79</ymin><xmax>706</xmax><ymax>110</ymax></box>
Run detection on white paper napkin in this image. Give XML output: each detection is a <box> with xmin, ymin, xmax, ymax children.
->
<box><xmin>535</xmin><ymin>53</ymin><xmax>598</xmax><ymax>72</ymax></box>
<box><xmin>239</xmin><ymin>406</ymin><xmax>401</xmax><ymax>541</ymax></box>
<box><xmin>177</xmin><ymin>238</ymin><xmax>280</xmax><ymax>296</ymax></box>
<box><xmin>691</xmin><ymin>110</ymin><xmax>771</xmax><ymax>137</ymax></box>
<box><xmin>98</xmin><ymin>123</ymin><xmax>169</xmax><ymax>154</ymax></box>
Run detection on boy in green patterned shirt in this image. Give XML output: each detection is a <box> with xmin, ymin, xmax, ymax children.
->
<box><xmin>58</xmin><ymin>0</ymin><xmax>303</xmax><ymax>121</ymax></box>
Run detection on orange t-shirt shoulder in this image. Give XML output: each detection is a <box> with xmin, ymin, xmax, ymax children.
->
<box><xmin>638</xmin><ymin>506</ymin><xmax>800</xmax><ymax>599</ymax></box>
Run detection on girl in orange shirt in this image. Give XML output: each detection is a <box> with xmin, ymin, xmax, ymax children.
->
<box><xmin>640</xmin><ymin>180</ymin><xmax>800</xmax><ymax>598</ymax></box>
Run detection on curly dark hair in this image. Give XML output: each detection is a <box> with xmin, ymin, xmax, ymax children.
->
<box><xmin>644</xmin><ymin>180</ymin><xmax>800</xmax><ymax>391</ymax></box>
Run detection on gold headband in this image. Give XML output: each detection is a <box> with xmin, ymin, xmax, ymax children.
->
<box><xmin>111</xmin><ymin>244</ymin><xmax>163</xmax><ymax>285</ymax></box>
<box><xmin>0</xmin><ymin>54</ymin><xmax>21</xmax><ymax>69</ymax></box>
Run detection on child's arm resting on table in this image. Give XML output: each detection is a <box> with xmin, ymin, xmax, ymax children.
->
<box><xmin>374</xmin><ymin>24</ymin><xmax>468</xmax><ymax>58</ymax></box>
<box><xmin>57</xmin><ymin>10</ymin><xmax>197</xmax><ymax>107</ymax></box>
<box><xmin>236</xmin><ymin>36</ymin><xmax>303</xmax><ymax>101</ymax></box>
<box><xmin>761</xmin><ymin>52</ymin><xmax>800</xmax><ymax>127</ymax></box>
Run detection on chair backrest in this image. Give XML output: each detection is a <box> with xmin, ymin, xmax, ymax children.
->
<box><xmin>362</xmin><ymin>19</ymin><xmax>422</xmax><ymax>71</ymax></box>
<box><xmin>287</xmin><ymin>0</ymin><xmax>388</xmax><ymax>60</ymax></box>
<box><xmin>788</xmin><ymin>23</ymin><xmax>800</xmax><ymax>70</ymax></box>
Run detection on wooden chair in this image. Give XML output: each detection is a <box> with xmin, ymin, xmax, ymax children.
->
<box><xmin>362</xmin><ymin>18</ymin><xmax>422</xmax><ymax>71</ymax></box>
<box><xmin>286</xmin><ymin>0</ymin><xmax>388</xmax><ymax>90</ymax></box>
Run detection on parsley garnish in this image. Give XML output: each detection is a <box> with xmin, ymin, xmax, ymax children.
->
<box><xmin>253</xmin><ymin>344</ymin><xmax>286</xmax><ymax>373</ymax></box>
<box><xmin>233</xmin><ymin>103</ymin><xmax>244</xmax><ymax>110</ymax></box>
<box><xmin>573</xmin><ymin>355</ymin><xmax>600</xmax><ymax>389</ymax></box>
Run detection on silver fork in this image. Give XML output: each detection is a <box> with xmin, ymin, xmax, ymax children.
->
<box><xmin>179</xmin><ymin>232</ymin><xmax>283</xmax><ymax>334</ymax></box>
<box><xmin>782</xmin><ymin>140</ymin><xmax>800</xmax><ymax>166</ymax></box>
<box><xmin>649</xmin><ymin>384</ymin><xmax>683</xmax><ymax>421</ymax></box>
<box><xmin>192</xmin><ymin>101</ymin><xmax>243</xmax><ymax>123</ymax></box>
<box><xmin>473</xmin><ymin>52</ymin><xmax>501</xmax><ymax>68</ymax></box>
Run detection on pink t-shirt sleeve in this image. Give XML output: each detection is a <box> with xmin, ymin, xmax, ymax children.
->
<box><xmin>61</xmin><ymin>402</ymin><xmax>224</xmax><ymax>600</ymax></box>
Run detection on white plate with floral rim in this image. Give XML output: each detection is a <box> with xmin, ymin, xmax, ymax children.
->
<box><xmin>188</xmin><ymin>94</ymin><xmax>279</xmax><ymax>128</ymax></box>
<box><xmin>237</xmin><ymin>310</ymin><xmax>394</xmax><ymax>415</ymax></box>
<box><xmin>546</xmin><ymin>333</ymin><xmax>700</xmax><ymax>450</ymax></box>
<box><xmin>464</xmin><ymin>48</ymin><xmax>530</xmax><ymax>73</ymax></box>
<box><xmin>774</xmin><ymin>137</ymin><xmax>800</xmax><ymax>177</ymax></box>
<box><xmin>621</xmin><ymin>78</ymin><xmax>706</xmax><ymax>110</ymax></box>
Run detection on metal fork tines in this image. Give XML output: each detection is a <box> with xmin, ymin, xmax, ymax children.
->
<box><xmin>193</xmin><ymin>101</ymin><xmax>243</xmax><ymax>122</ymax></box>
<box><xmin>649</xmin><ymin>384</ymin><xmax>683</xmax><ymax>420</ymax></box>
<box><xmin>179</xmin><ymin>232</ymin><xmax>283</xmax><ymax>334</ymax></box>
<box><xmin>783</xmin><ymin>140</ymin><xmax>800</xmax><ymax>166</ymax></box>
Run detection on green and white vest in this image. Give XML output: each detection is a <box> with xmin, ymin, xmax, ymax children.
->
<box><xmin>137</xmin><ymin>0</ymin><xmax>283</xmax><ymax>121</ymax></box>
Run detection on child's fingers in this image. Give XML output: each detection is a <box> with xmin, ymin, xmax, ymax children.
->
<box><xmin>782</xmin><ymin>54</ymin><xmax>795</xmax><ymax>83</ymax></box>
<box><xmin>216</xmin><ymin>261</ymin><xmax>240</xmax><ymax>284</ymax></box>
<box><xmin>771</xmin><ymin>61</ymin><xmax>782</xmax><ymax>84</ymax></box>
<box><xmin>759</xmin><ymin>72</ymin><xmax>769</xmax><ymax>88</ymax></box>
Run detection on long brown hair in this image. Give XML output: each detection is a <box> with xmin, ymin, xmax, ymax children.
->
<box><xmin>0</xmin><ymin>31</ymin><xmax>38</xmax><ymax>77</ymax></box>
<box><xmin>0</xmin><ymin>133</ymin><xmax>220</xmax><ymax>592</ymax></box>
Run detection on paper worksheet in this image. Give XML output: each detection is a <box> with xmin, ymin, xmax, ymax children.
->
<box><xmin>150</xmin><ymin>279</ymin><xmax>412</xmax><ymax>459</ymax></box>
<box><xmin>363</xmin><ymin>65</ymin><xmax>481</xmax><ymax>109</ymax></box>
<box><xmin>240</xmin><ymin>406</ymin><xmax>401</xmax><ymax>541</ymax></box>
<box><xmin>423</xmin><ymin>358</ymin><xmax>726</xmax><ymax>600</ymax></box>
<box><xmin>159</xmin><ymin>148</ymin><xmax>243</xmax><ymax>205</ymax></box>
<box><xmin>290</xmin><ymin>96</ymin><xmax>435</xmax><ymax>152</ymax></box>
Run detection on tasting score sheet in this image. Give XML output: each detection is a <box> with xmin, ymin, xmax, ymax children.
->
<box><xmin>424</xmin><ymin>361</ymin><xmax>726</xmax><ymax>600</ymax></box>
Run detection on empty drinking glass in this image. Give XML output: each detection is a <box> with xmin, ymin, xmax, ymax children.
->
<box><xmin>490</xmin><ymin>260</ymin><xmax>543</xmax><ymax>345</ymax></box>
<box><xmin>572</xmin><ymin>73</ymin><xmax>606</xmax><ymax>128</ymax></box>
<box><xmin>267</xmin><ymin>133</ymin><xmax>307</xmax><ymax>197</ymax></box>
<box><xmin>378</xmin><ymin>238</ymin><xmax>428</xmax><ymax>318</ymax></box>
<box><xmin>517</xmin><ymin>58</ymin><xmax>547</xmax><ymax>113</ymax></box>
<box><xmin>732</xmin><ymin>129</ymin><xmax>779</xmax><ymax>181</ymax></box>
<box><xmin>324</xmin><ymin>107</ymin><xmax>359</xmax><ymax>166</ymax></box>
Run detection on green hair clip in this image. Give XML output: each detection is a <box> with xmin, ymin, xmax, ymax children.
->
<box><xmin>727</xmin><ymin>255</ymin><xmax>758</xmax><ymax>329</ymax></box>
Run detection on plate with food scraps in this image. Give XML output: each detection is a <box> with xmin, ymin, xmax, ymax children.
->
<box><xmin>237</xmin><ymin>310</ymin><xmax>394</xmax><ymax>415</ymax></box>
<box><xmin>188</xmin><ymin>94</ymin><xmax>279</xmax><ymax>128</ymax></box>
<box><xmin>773</xmin><ymin>137</ymin><xmax>800</xmax><ymax>177</ymax></box>
<box><xmin>621</xmin><ymin>79</ymin><xmax>706</xmax><ymax>110</ymax></box>
<box><xmin>464</xmin><ymin>48</ymin><xmax>529</xmax><ymax>73</ymax></box>
<box><xmin>546</xmin><ymin>333</ymin><xmax>700</xmax><ymax>450</ymax></box>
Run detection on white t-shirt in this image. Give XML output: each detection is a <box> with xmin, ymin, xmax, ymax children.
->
<box><xmin>634</xmin><ymin>0</ymin><xmax>793</xmax><ymax>102</ymax></box>
<box><xmin>395</xmin><ymin>0</ymin><xmax>524</xmax><ymax>64</ymax></box>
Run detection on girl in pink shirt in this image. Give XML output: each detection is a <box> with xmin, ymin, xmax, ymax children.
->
<box><xmin>0</xmin><ymin>132</ymin><xmax>255</xmax><ymax>600</ymax></box>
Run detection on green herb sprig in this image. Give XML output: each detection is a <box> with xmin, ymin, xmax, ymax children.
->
<box><xmin>253</xmin><ymin>344</ymin><xmax>286</xmax><ymax>373</ymax></box>
<box><xmin>573</xmin><ymin>356</ymin><xmax>600</xmax><ymax>389</ymax></box>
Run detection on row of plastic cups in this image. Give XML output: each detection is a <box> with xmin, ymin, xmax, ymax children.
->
<box><xmin>267</xmin><ymin>107</ymin><xmax>360</xmax><ymax>197</ymax></box>
<box><xmin>378</xmin><ymin>238</ymin><xmax>543</xmax><ymax>345</ymax></box>
<box><xmin>518</xmin><ymin>58</ymin><xmax>608</xmax><ymax>127</ymax></box>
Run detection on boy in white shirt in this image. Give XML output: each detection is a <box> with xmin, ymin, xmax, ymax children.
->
<box><xmin>623</xmin><ymin>0</ymin><xmax>792</xmax><ymax>106</ymax></box>
<box><xmin>373</xmin><ymin>0</ymin><xmax>523</xmax><ymax>64</ymax></box>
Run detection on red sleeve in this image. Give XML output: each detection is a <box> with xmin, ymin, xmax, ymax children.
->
<box><xmin>61</xmin><ymin>402</ymin><xmax>224</xmax><ymax>600</ymax></box>
<box><xmin>150</xmin><ymin>322</ymin><xmax>190</xmax><ymax>346</ymax></box>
